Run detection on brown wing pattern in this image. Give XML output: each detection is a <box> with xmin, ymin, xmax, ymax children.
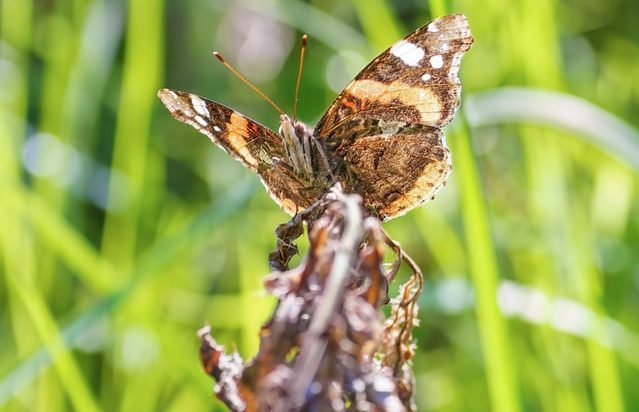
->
<box><xmin>158</xmin><ymin>15</ymin><xmax>472</xmax><ymax>219</ymax></box>
<box><xmin>316</xmin><ymin>14</ymin><xmax>473</xmax><ymax>135</ymax></box>
<box><xmin>313</xmin><ymin>14</ymin><xmax>472</xmax><ymax>219</ymax></box>
<box><xmin>333</xmin><ymin>122</ymin><xmax>451</xmax><ymax>219</ymax></box>
<box><xmin>158</xmin><ymin>88</ymin><xmax>322</xmax><ymax>215</ymax></box>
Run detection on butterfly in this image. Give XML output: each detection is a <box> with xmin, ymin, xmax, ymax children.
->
<box><xmin>158</xmin><ymin>14</ymin><xmax>473</xmax><ymax>220</ymax></box>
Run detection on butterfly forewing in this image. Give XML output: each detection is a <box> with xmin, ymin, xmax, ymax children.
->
<box><xmin>316</xmin><ymin>14</ymin><xmax>473</xmax><ymax>136</ymax></box>
<box><xmin>158</xmin><ymin>89</ymin><xmax>283</xmax><ymax>170</ymax></box>
<box><xmin>158</xmin><ymin>88</ymin><xmax>322</xmax><ymax>215</ymax></box>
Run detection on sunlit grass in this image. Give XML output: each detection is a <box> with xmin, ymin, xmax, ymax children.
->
<box><xmin>450</xmin><ymin>119</ymin><xmax>521</xmax><ymax>412</ymax></box>
<box><xmin>101</xmin><ymin>0</ymin><xmax>165</xmax><ymax>268</ymax></box>
<box><xmin>1</xmin><ymin>0</ymin><xmax>638</xmax><ymax>410</ymax></box>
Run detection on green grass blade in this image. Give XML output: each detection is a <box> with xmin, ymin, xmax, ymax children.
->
<box><xmin>3</xmin><ymin>185</ymin><xmax>116</xmax><ymax>293</ymax></box>
<box><xmin>450</xmin><ymin>118</ymin><xmax>522</xmax><ymax>412</ymax></box>
<box><xmin>229</xmin><ymin>0</ymin><xmax>370</xmax><ymax>54</ymax></box>
<box><xmin>0</xmin><ymin>0</ymin><xmax>33</xmax><ymax>177</ymax></box>
<box><xmin>351</xmin><ymin>0</ymin><xmax>403</xmax><ymax>49</ymax></box>
<box><xmin>0</xmin><ymin>190</ymin><xmax>100</xmax><ymax>411</ymax></box>
<box><xmin>465</xmin><ymin>88</ymin><xmax>639</xmax><ymax>173</ymax></box>
<box><xmin>569</xmin><ymin>208</ymin><xmax>625</xmax><ymax>412</ymax></box>
<box><xmin>412</xmin><ymin>204</ymin><xmax>467</xmax><ymax>276</ymax></box>
<box><xmin>0</xmin><ymin>181</ymin><xmax>257</xmax><ymax>405</ymax></box>
<box><xmin>101</xmin><ymin>0</ymin><xmax>165</xmax><ymax>268</ymax></box>
<box><xmin>428</xmin><ymin>0</ymin><xmax>448</xmax><ymax>17</ymax></box>
<box><xmin>7</xmin><ymin>279</ymin><xmax>101</xmax><ymax>412</ymax></box>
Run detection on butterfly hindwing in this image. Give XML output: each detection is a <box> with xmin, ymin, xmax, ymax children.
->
<box><xmin>158</xmin><ymin>88</ymin><xmax>322</xmax><ymax>215</ymax></box>
<box><xmin>327</xmin><ymin>121</ymin><xmax>450</xmax><ymax>219</ymax></box>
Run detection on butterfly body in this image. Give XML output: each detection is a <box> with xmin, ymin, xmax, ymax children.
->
<box><xmin>159</xmin><ymin>14</ymin><xmax>473</xmax><ymax>220</ymax></box>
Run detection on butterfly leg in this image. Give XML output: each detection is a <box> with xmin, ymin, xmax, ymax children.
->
<box><xmin>310</xmin><ymin>135</ymin><xmax>336</xmax><ymax>181</ymax></box>
<box><xmin>271</xmin><ymin>156</ymin><xmax>296</xmax><ymax>174</ymax></box>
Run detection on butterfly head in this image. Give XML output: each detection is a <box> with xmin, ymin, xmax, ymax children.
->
<box><xmin>278</xmin><ymin>114</ymin><xmax>312</xmax><ymax>142</ymax></box>
<box><xmin>278</xmin><ymin>114</ymin><xmax>317</xmax><ymax>181</ymax></box>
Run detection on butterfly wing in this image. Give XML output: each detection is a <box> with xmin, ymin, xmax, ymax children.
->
<box><xmin>316</xmin><ymin>14</ymin><xmax>473</xmax><ymax>219</ymax></box>
<box><xmin>158</xmin><ymin>88</ymin><xmax>322</xmax><ymax>215</ymax></box>
<box><xmin>317</xmin><ymin>14</ymin><xmax>473</xmax><ymax>134</ymax></box>
<box><xmin>331</xmin><ymin>122</ymin><xmax>451</xmax><ymax>219</ymax></box>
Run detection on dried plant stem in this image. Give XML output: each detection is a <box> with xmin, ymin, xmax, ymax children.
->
<box><xmin>284</xmin><ymin>193</ymin><xmax>363</xmax><ymax>410</ymax></box>
<box><xmin>199</xmin><ymin>185</ymin><xmax>424</xmax><ymax>411</ymax></box>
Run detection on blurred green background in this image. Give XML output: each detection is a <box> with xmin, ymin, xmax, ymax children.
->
<box><xmin>1</xmin><ymin>0</ymin><xmax>639</xmax><ymax>410</ymax></box>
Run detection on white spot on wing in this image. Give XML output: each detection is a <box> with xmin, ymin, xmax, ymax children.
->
<box><xmin>421</xmin><ymin>73</ymin><xmax>431</xmax><ymax>82</ymax></box>
<box><xmin>213</xmin><ymin>125</ymin><xmax>221</xmax><ymax>132</ymax></box>
<box><xmin>190</xmin><ymin>96</ymin><xmax>210</xmax><ymax>117</ymax></box>
<box><xmin>390</xmin><ymin>40</ymin><xmax>425</xmax><ymax>67</ymax></box>
<box><xmin>451</xmin><ymin>53</ymin><xmax>462</xmax><ymax>67</ymax></box>
<box><xmin>430</xmin><ymin>55</ymin><xmax>444</xmax><ymax>69</ymax></box>
<box><xmin>427</xmin><ymin>22</ymin><xmax>439</xmax><ymax>32</ymax></box>
<box><xmin>449</xmin><ymin>53</ymin><xmax>463</xmax><ymax>79</ymax></box>
<box><xmin>195</xmin><ymin>115</ymin><xmax>208</xmax><ymax>126</ymax></box>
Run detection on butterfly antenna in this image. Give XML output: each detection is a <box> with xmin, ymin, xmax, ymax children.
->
<box><xmin>213</xmin><ymin>51</ymin><xmax>285</xmax><ymax>115</ymax></box>
<box><xmin>292</xmin><ymin>34</ymin><xmax>308</xmax><ymax>120</ymax></box>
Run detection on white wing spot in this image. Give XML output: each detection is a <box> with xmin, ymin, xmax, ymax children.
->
<box><xmin>213</xmin><ymin>125</ymin><xmax>221</xmax><ymax>132</ymax></box>
<box><xmin>421</xmin><ymin>73</ymin><xmax>432</xmax><ymax>82</ymax></box>
<box><xmin>390</xmin><ymin>40</ymin><xmax>425</xmax><ymax>67</ymax></box>
<box><xmin>190</xmin><ymin>96</ymin><xmax>210</xmax><ymax>117</ymax></box>
<box><xmin>449</xmin><ymin>53</ymin><xmax>463</xmax><ymax>79</ymax></box>
<box><xmin>427</xmin><ymin>22</ymin><xmax>439</xmax><ymax>32</ymax></box>
<box><xmin>195</xmin><ymin>115</ymin><xmax>208</xmax><ymax>126</ymax></box>
<box><xmin>442</xmin><ymin>43</ymin><xmax>449</xmax><ymax>51</ymax></box>
<box><xmin>430</xmin><ymin>55</ymin><xmax>444</xmax><ymax>69</ymax></box>
<box><xmin>451</xmin><ymin>53</ymin><xmax>463</xmax><ymax>67</ymax></box>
